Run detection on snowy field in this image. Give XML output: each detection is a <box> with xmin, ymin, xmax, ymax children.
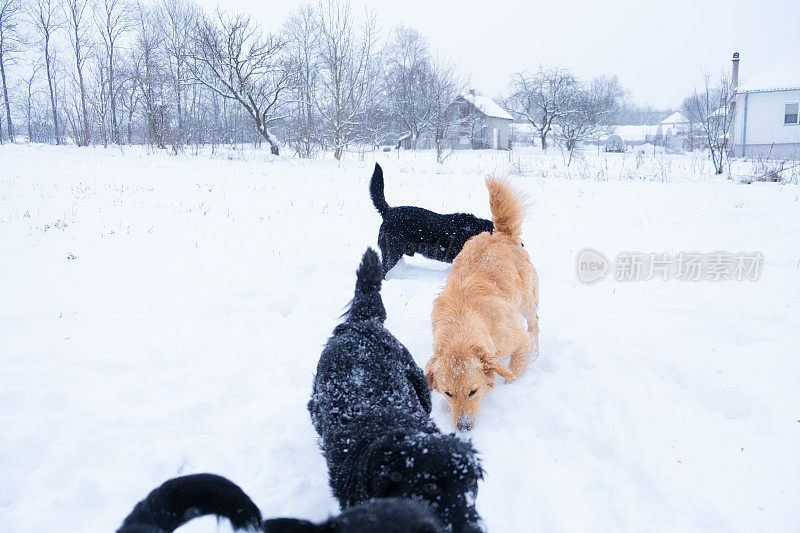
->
<box><xmin>1</xmin><ymin>144</ymin><xmax>799</xmax><ymax>532</ymax></box>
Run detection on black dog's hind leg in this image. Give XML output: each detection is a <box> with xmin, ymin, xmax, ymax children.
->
<box><xmin>379</xmin><ymin>234</ymin><xmax>404</xmax><ymax>278</ymax></box>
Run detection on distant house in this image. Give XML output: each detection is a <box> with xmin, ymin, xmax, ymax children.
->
<box><xmin>731</xmin><ymin>52</ymin><xmax>800</xmax><ymax>158</ymax></box>
<box><xmin>611</xmin><ymin>124</ymin><xmax>661</xmax><ymax>145</ymax></box>
<box><xmin>657</xmin><ymin>112</ymin><xmax>690</xmax><ymax>149</ymax></box>
<box><xmin>660</xmin><ymin>112</ymin><xmax>689</xmax><ymax>135</ymax></box>
<box><xmin>608</xmin><ymin>117</ymin><xmax>688</xmax><ymax>149</ymax></box>
<box><xmin>452</xmin><ymin>91</ymin><xmax>514</xmax><ymax>150</ymax></box>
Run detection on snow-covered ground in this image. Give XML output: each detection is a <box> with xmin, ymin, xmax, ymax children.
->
<box><xmin>0</xmin><ymin>144</ymin><xmax>798</xmax><ymax>532</ymax></box>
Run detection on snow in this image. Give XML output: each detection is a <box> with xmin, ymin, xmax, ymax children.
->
<box><xmin>612</xmin><ymin>124</ymin><xmax>661</xmax><ymax>142</ymax></box>
<box><xmin>0</xmin><ymin>144</ymin><xmax>799</xmax><ymax>532</ymax></box>
<box><xmin>736</xmin><ymin>51</ymin><xmax>800</xmax><ymax>93</ymax></box>
<box><xmin>660</xmin><ymin>112</ymin><xmax>688</xmax><ymax>125</ymax></box>
<box><xmin>461</xmin><ymin>93</ymin><xmax>514</xmax><ymax>121</ymax></box>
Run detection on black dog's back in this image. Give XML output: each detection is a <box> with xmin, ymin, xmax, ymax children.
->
<box><xmin>368</xmin><ymin>163</ymin><xmax>493</xmax><ymax>277</ymax></box>
<box><xmin>308</xmin><ymin>248</ymin><xmax>431</xmax><ymax>440</ymax></box>
<box><xmin>118</xmin><ymin>473</ymin><xmax>262</xmax><ymax>533</ymax></box>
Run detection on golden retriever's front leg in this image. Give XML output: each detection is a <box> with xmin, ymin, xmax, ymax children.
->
<box><xmin>526</xmin><ymin>312</ymin><xmax>539</xmax><ymax>361</ymax></box>
<box><xmin>507</xmin><ymin>331</ymin><xmax>533</xmax><ymax>381</ymax></box>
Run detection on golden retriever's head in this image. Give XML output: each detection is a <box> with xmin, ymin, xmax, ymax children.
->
<box><xmin>425</xmin><ymin>348</ymin><xmax>514</xmax><ymax>431</ymax></box>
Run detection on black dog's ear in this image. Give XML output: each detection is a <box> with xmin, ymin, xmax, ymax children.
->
<box><xmin>364</xmin><ymin>431</ymin><xmax>407</xmax><ymax>498</ymax></box>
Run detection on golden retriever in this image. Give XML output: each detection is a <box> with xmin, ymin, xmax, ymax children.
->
<box><xmin>427</xmin><ymin>179</ymin><xmax>538</xmax><ymax>431</ymax></box>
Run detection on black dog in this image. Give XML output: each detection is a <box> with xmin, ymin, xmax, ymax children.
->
<box><xmin>117</xmin><ymin>473</ymin><xmax>262</xmax><ymax>533</ymax></box>
<box><xmin>308</xmin><ymin>248</ymin><xmax>483</xmax><ymax>533</ymax></box>
<box><xmin>369</xmin><ymin>163</ymin><xmax>494</xmax><ymax>277</ymax></box>
<box><xmin>118</xmin><ymin>472</ymin><xmax>444</xmax><ymax>533</ymax></box>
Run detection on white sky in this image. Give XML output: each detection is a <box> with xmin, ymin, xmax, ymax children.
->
<box><xmin>196</xmin><ymin>0</ymin><xmax>800</xmax><ymax>109</ymax></box>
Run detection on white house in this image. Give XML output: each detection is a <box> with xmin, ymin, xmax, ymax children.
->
<box><xmin>611</xmin><ymin>124</ymin><xmax>661</xmax><ymax>145</ymax></box>
<box><xmin>731</xmin><ymin>52</ymin><xmax>800</xmax><ymax>158</ymax></box>
<box><xmin>452</xmin><ymin>91</ymin><xmax>514</xmax><ymax>150</ymax></box>
<box><xmin>660</xmin><ymin>112</ymin><xmax>689</xmax><ymax>135</ymax></box>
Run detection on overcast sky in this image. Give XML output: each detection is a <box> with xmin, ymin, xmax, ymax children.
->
<box><xmin>196</xmin><ymin>0</ymin><xmax>799</xmax><ymax>109</ymax></box>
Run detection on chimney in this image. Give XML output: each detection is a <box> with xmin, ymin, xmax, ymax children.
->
<box><xmin>469</xmin><ymin>89</ymin><xmax>476</xmax><ymax>97</ymax></box>
<box><xmin>731</xmin><ymin>52</ymin><xmax>740</xmax><ymax>91</ymax></box>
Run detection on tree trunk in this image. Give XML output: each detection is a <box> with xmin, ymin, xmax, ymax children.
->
<box><xmin>75</xmin><ymin>51</ymin><xmax>90</xmax><ymax>146</ymax></box>
<box><xmin>262</xmin><ymin>128</ymin><xmax>279</xmax><ymax>155</ymax></box>
<box><xmin>0</xmin><ymin>52</ymin><xmax>13</xmax><ymax>142</ymax></box>
<box><xmin>175</xmin><ymin>70</ymin><xmax>183</xmax><ymax>145</ymax></box>
<box><xmin>540</xmin><ymin>132</ymin><xmax>548</xmax><ymax>151</ymax></box>
<box><xmin>44</xmin><ymin>41</ymin><xmax>60</xmax><ymax>145</ymax></box>
<box><xmin>26</xmin><ymin>90</ymin><xmax>33</xmax><ymax>141</ymax></box>
<box><xmin>109</xmin><ymin>43</ymin><xmax>118</xmax><ymax>144</ymax></box>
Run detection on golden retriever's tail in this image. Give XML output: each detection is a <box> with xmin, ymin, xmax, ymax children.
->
<box><xmin>486</xmin><ymin>178</ymin><xmax>525</xmax><ymax>243</ymax></box>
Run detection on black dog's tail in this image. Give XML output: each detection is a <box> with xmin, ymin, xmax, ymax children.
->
<box><xmin>347</xmin><ymin>248</ymin><xmax>387</xmax><ymax>322</ymax></box>
<box><xmin>369</xmin><ymin>163</ymin><xmax>390</xmax><ymax>217</ymax></box>
<box><xmin>118</xmin><ymin>474</ymin><xmax>263</xmax><ymax>533</ymax></box>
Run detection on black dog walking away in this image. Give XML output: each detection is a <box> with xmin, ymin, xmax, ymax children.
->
<box><xmin>369</xmin><ymin>163</ymin><xmax>494</xmax><ymax>277</ymax></box>
<box><xmin>308</xmin><ymin>248</ymin><xmax>484</xmax><ymax>532</ymax></box>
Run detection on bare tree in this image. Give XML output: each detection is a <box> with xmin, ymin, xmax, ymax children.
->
<box><xmin>23</xmin><ymin>62</ymin><xmax>43</xmax><ymax>141</ymax></box>
<box><xmin>507</xmin><ymin>66</ymin><xmax>578</xmax><ymax>151</ymax></box>
<box><xmin>686</xmin><ymin>71</ymin><xmax>732</xmax><ymax>174</ymax></box>
<box><xmin>553</xmin><ymin>74</ymin><xmax>622</xmax><ymax>165</ymax></box>
<box><xmin>429</xmin><ymin>55</ymin><xmax>462</xmax><ymax>163</ymax></box>
<box><xmin>284</xmin><ymin>3</ymin><xmax>321</xmax><ymax>157</ymax></box>
<box><xmin>384</xmin><ymin>26</ymin><xmax>435</xmax><ymax>147</ymax></box>
<box><xmin>616</xmin><ymin>99</ymin><xmax>670</xmax><ymax>125</ymax></box>
<box><xmin>313</xmin><ymin>0</ymin><xmax>377</xmax><ymax>160</ymax></box>
<box><xmin>29</xmin><ymin>0</ymin><xmax>62</xmax><ymax>144</ymax></box>
<box><xmin>63</xmin><ymin>0</ymin><xmax>92</xmax><ymax>146</ymax></box>
<box><xmin>117</xmin><ymin>46</ymin><xmax>141</xmax><ymax>145</ymax></box>
<box><xmin>159</xmin><ymin>0</ymin><xmax>195</xmax><ymax>146</ymax></box>
<box><xmin>94</xmin><ymin>0</ymin><xmax>131</xmax><ymax>144</ymax></box>
<box><xmin>0</xmin><ymin>0</ymin><xmax>22</xmax><ymax>142</ymax></box>
<box><xmin>191</xmin><ymin>9</ymin><xmax>289</xmax><ymax>155</ymax></box>
<box><xmin>133</xmin><ymin>1</ymin><xmax>170</xmax><ymax>148</ymax></box>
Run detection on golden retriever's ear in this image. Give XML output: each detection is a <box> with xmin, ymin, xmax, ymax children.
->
<box><xmin>425</xmin><ymin>360</ymin><xmax>438</xmax><ymax>391</ymax></box>
<box><xmin>482</xmin><ymin>358</ymin><xmax>516</xmax><ymax>380</ymax></box>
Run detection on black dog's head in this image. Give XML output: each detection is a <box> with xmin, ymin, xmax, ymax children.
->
<box><xmin>453</xmin><ymin>213</ymin><xmax>494</xmax><ymax>236</ymax></box>
<box><xmin>364</xmin><ymin>431</ymin><xmax>483</xmax><ymax>533</ymax></box>
<box><xmin>332</xmin><ymin>498</ymin><xmax>444</xmax><ymax>533</ymax></box>
<box><xmin>264</xmin><ymin>498</ymin><xmax>444</xmax><ymax>533</ymax></box>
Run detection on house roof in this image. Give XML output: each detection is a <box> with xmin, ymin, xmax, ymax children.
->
<box><xmin>461</xmin><ymin>93</ymin><xmax>514</xmax><ymax>120</ymax></box>
<box><xmin>660</xmin><ymin>111</ymin><xmax>688</xmax><ymax>125</ymax></box>
<box><xmin>736</xmin><ymin>52</ymin><xmax>800</xmax><ymax>93</ymax></box>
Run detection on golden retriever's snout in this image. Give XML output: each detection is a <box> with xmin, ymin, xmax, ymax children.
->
<box><xmin>457</xmin><ymin>414</ymin><xmax>474</xmax><ymax>432</ymax></box>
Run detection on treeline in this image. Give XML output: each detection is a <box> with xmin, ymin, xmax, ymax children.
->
<box><xmin>0</xmin><ymin>0</ymin><xmax>670</xmax><ymax>159</ymax></box>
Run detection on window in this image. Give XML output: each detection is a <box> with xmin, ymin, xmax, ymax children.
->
<box><xmin>785</xmin><ymin>103</ymin><xmax>799</xmax><ymax>125</ymax></box>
